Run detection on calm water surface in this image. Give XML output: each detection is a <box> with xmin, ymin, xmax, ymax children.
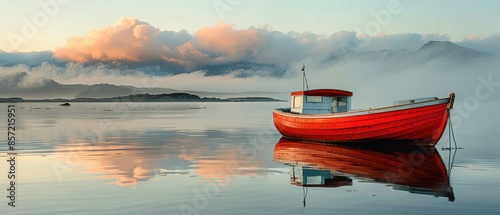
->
<box><xmin>1</xmin><ymin>101</ymin><xmax>499</xmax><ymax>214</ymax></box>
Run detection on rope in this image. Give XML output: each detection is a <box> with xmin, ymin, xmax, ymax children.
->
<box><xmin>449</xmin><ymin>114</ymin><xmax>457</xmax><ymax>149</ymax></box>
<box><xmin>447</xmin><ymin>112</ymin><xmax>458</xmax><ymax>176</ymax></box>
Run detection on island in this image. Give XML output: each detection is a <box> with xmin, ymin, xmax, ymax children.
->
<box><xmin>0</xmin><ymin>93</ymin><xmax>285</xmax><ymax>103</ymax></box>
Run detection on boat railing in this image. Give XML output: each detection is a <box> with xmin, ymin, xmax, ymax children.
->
<box><xmin>393</xmin><ymin>97</ymin><xmax>438</xmax><ymax>105</ymax></box>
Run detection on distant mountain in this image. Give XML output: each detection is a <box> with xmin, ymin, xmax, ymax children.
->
<box><xmin>414</xmin><ymin>41</ymin><xmax>489</xmax><ymax>62</ymax></box>
<box><xmin>75</xmin><ymin>84</ymin><xmax>135</xmax><ymax>98</ymax></box>
<box><xmin>0</xmin><ymin>73</ymin><xmax>287</xmax><ymax>100</ymax></box>
<box><xmin>0</xmin><ymin>92</ymin><xmax>285</xmax><ymax>103</ymax></box>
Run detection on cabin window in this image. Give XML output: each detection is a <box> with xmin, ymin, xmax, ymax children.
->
<box><xmin>331</xmin><ymin>97</ymin><xmax>338</xmax><ymax>113</ymax></box>
<box><xmin>293</xmin><ymin>96</ymin><xmax>302</xmax><ymax>108</ymax></box>
<box><xmin>306</xmin><ymin>96</ymin><xmax>323</xmax><ymax>103</ymax></box>
<box><xmin>338</xmin><ymin>97</ymin><xmax>347</xmax><ymax>106</ymax></box>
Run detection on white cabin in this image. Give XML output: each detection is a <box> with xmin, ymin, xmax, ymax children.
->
<box><xmin>290</xmin><ymin>89</ymin><xmax>353</xmax><ymax>114</ymax></box>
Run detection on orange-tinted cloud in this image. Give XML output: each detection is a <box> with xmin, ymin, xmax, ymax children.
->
<box><xmin>161</xmin><ymin>41</ymin><xmax>209</xmax><ymax>67</ymax></box>
<box><xmin>54</xmin><ymin>18</ymin><xmax>165</xmax><ymax>63</ymax></box>
<box><xmin>54</xmin><ymin>18</ymin><xmax>267</xmax><ymax>66</ymax></box>
<box><xmin>54</xmin><ymin>17</ymin><xmax>212</xmax><ymax>68</ymax></box>
<box><xmin>54</xmin><ymin>18</ymin><xmax>269</xmax><ymax>67</ymax></box>
<box><xmin>465</xmin><ymin>34</ymin><xmax>482</xmax><ymax>40</ymax></box>
<box><xmin>194</xmin><ymin>22</ymin><xmax>265</xmax><ymax>62</ymax></box>
<box><xmin>53</xmin><ymin>18</ymin><xmax>359</xmax><ymax>70</ymax></box>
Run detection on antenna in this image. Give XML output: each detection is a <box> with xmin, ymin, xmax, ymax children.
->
<box><xmin>302</xmin><ymin>63</ymin><xmax>309</xmax><ymax>91</ymax></box>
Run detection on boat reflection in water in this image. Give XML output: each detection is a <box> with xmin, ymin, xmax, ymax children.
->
<box><xmin>273</xmin><ymin>138</ymin><xmax>455</xmax><ymax>202</ymax></box>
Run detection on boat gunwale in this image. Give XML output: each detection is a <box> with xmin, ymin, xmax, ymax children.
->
<box><xmin>273</xmin><ymin>97</ymin><xmax>450</xmax><ymax>119</ymax></box>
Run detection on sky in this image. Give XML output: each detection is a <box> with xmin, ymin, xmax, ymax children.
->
<box><xmin>1</xmin><ymin>0</ymin><xmax>500</xmax><ymax>96</ymax></box>
<box><xmin>1</xmin><ymin>0</ymin><xmax>500</xmax><ymax>52</ymax></box>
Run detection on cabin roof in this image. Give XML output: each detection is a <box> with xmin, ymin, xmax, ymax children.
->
<box><xmin>291</xmin><ymin>89</ymin><xmax>353</xmax><ymax>97</ymax></box>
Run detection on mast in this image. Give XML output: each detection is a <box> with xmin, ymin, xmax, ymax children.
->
<box><xmin>302</xmin><ymin>63</ymin><xmax>309</xmax><ymax>91</ymax></box>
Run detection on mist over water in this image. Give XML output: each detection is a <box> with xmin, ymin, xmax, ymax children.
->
<box><xmin>1</xmin><ymin>50</ymin><xmax>499</xmax><ymax>106</ymax></box>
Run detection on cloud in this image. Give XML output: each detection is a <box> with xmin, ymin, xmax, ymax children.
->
<box><xmin>26</xmin><ymin>17</ymin><xmax>499</xmax><ymax>76</ymax></box>
<box><xmin>54</xmin><ymin>18</ymin><xmax>176</xmax><ymax>63</ymax></box>
<box><xmin>56</xmin><ymin>18</ymin><xmax>448</xmax><ymax>77</ymax></box>
<box><xmin>193</xmin><ymin>22</ymin><xmax>264</xmax><ymax>63</ymax></box>
<box><xmin>0</xmin><ymin>71</ymin><xmax>57</xmax><ymax>89</ymax></box>
<box><xmin>457</xmin><ymin>33</ymin><xmax>500</xmax><ymax>54</ymax></box>
<box><xmin>53</xmin><ymin>18</ymin><xmax>272</xmax><ymax>67</ymax></box>
<box><xmin>1</xmin><ymin>17</ymin><xmax>500</xmax><ymax>96</ymax></box>
<box><xmin>53</xmin><ymin>18</ymin><xmax>288</xmax><ymax>76</ymax></box>
<box><xmin>53</xmin><ymin>18</ymin><xmax>313</xmax><ymax>68</ymax></box>
<box><xmin>0</xmin><ymin>51</ymin><xmax>57</xmax><ymax>67</ymax></box>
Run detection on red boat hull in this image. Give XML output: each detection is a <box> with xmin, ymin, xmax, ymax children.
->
<box><xmin>273</xmin><ymin>94</ymin><xmax>455</xmax><ymax>146</ymax></box>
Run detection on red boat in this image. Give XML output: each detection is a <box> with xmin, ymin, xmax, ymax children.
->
<box><xmin>273</xmin><ymin>88</ymin><xmax>455</xmax><ymax>147</ymax></box>
<box><xmin>273</xmin><ymin>138</ymin><xmax>455</xmax><ymax>201</ymax></box>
